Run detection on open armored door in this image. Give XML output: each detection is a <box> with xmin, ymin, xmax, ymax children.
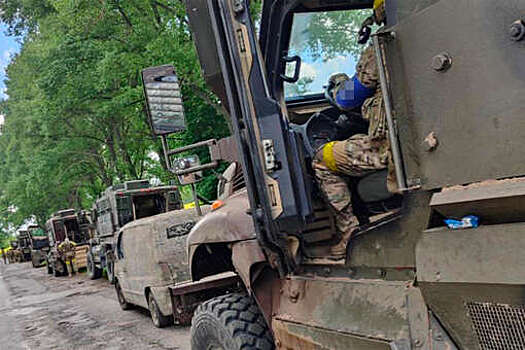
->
<box><xmin>186</xmin><ymin>0</ymin><xmax>314</xmax><ymax>275</ymax></box>
<box><xmin>384</xmin><ymin>0</ymin><xmax>525</xmax><ymax>190</ymax></box>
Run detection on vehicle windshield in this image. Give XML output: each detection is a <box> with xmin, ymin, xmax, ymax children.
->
<box><xmin>284</xmin><ymin>9</ymin><xmax>371</xmax><ymax>100</ymax></box>
<box><xmin>32</xmin><ymin>238</ymin><xmax>49</xmax><ymax>250</ymax></box>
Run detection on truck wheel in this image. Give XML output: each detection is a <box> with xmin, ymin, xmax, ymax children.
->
<box><xmin>87</xmin><ymin>253</ymin><xmax>101</xmax><ymax>280</ymax></box>
<box><xmin>106</xmin><ymin>259</ymin><xmax>115</xmax><ymax>284</ymax></box>
<box><xmin>191</xmin><ymin>293</ymin><xmax>274</xmax><ymax>350</ymax></box>
<box><xmin>115</xmin><ymin>281</ymin><xmax>131</xmax><ymax>310</ymax></box>
<box><xmin>148</xmin><ymin>293</ymin><xmax>173</xmax><ymax>328</ymax></box>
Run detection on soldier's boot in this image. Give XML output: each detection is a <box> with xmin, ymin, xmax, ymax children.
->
<box><xmin>330</xmin><ymin>208</ymin><xmax>360</xmax><ymax>258</ymax></box>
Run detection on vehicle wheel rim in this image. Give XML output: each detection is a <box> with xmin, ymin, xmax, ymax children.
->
<box><xmin>150</xmin><ymin>299</ymin><xmax>159</xmax><ymax>326</ymax></box>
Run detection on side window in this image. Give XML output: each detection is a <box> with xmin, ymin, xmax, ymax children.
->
<box><xmin>116</xmin><ymin>231</ymin><xmax>125</xmax><ymax>259</ymax></box>
<box><xmin>284</xmin><ymin>9</ymin><xmax>370</xmax><ymax>99</ymax></box>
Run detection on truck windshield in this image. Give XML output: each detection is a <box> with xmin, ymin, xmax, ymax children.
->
<box><xmin>32</xmin><ymin>239</ymin><xmax>48</xmax><ymax>250</ymax></box>
<box><xmin>284</xmin><ymin>9</ymin><xmax>371</xmax><ymax>100</ymax></box>
<box><xmin>133</xmin><ymin>194</ymin><xmax>166</xmax><ymax>220</ymax></box>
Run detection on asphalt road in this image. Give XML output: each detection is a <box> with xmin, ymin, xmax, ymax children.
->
<box><xmin>0</xmin><ymin>262</ymin><xmax>191</xmax><ymax>350</ymax></box>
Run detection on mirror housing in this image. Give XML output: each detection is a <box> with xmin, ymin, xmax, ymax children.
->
<box><xmin>173</xmin><ymin>155</ymin><xmax>203</xmax><ymax>185</ymax></box>
<box><xmin>142</xmin><ymin>65</ymin><xmax>186</xmax><ymax>135</ymax></box>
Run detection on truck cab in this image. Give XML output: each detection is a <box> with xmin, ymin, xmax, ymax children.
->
<box><xmin>88</xmin><ymin>180</ymin><xmax>182</xmax><ymax>283</ymax></box>
<box><xmin>45</xmin><ymin>209</ymin><xmax>91</xmax><ymax>276</ymax></box>
<box><xmin>27</xmin><ymin>224</ymin><xmax>50</xmax><ymax>268</ymax></box>
<box><xmin>142</xmin><ymin>0</ymin><xmax>525</xmax><ymax>348</ymax></box>
<box><xmin>16</xmin><ymin>229</ymin><xmax>32</xmax><ymax>262</ymax></box>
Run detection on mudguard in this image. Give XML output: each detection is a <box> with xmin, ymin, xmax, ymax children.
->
<box><xmin>187</xmin><ymin>190</ymin><xmax>255</xmax><ymax>249</ymax></box>
<box><xmin>188</xmin><ymin>190</ymin><xmax>265</xmax><ymax>287</ymax></box>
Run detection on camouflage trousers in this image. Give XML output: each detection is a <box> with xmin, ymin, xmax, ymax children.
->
<box><xmin>65</xmin><ymin>256</ymin><xmax>76</xmax><ymax>276</ymax></box>
<box><xmin>313</xmin><ymin>135</ymin><xmax>388</xmax><ymax>235</ymax></box>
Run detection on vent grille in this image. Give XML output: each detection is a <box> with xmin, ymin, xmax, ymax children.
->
<box><xmin>467</xmin><ymin>302</ymin><xmax>525</xmax><ymax>349</ymax></box>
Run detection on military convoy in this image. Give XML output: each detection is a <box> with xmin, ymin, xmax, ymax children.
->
<box><xmin>3</xmin><ymin>0</ymin><xmax>522</xmax><ymax>348</ymax></box>
<box><xmin>87</xmin><ymin>180</ymin><xmax>182</xmax><ymax>283</ymax></box>
<box><xmin>137</xmin><ymin>0</ymin><xmax>525</xmax><ymax>348</ymax></box>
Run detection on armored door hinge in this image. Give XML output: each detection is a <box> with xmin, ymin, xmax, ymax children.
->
<box><xmin>263</xmin><ymin>139</ymin><xmax>277</xmax><ymax>172</ymax></box>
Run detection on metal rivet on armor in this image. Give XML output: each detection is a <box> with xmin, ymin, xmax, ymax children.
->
<box><xmin>432</xmin><ymin>52</ymin><xmax>452</xmax><ymax>72</ymax></box>
<box><xmin>509</xmin><ymin>20</ymin><xmax>525</xmax><ymax>41</ymax></box>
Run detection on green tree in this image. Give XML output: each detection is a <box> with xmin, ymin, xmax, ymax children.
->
<box><xmin>0</xmin><ymin>0</ymin><xmax>230</xmax><ymax>227</ymax></box>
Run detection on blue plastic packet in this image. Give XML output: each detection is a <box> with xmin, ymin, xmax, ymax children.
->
<box><xmin>444</xmin><ymin>215</ymin><xmax>479</xmax><ymax>229</ymax></box>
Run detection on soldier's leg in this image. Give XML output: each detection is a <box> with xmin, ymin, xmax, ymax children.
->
<box><xmin>313</xmin><ymin>138</ymin><xmax>387</xmax><ymax>257</ymax></box>
<box><xmin>71</xmin><ymin>258</ymin><xmax>76</xmax><ymax>274</ymax></box>
<box><xmin>65</xmin><ymin>259</ymin><xmax>73</xmax><ymax>277</ymax></box>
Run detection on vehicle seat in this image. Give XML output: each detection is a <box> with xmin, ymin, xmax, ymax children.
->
<box><xmin>357</xmin><ymin>170</ymin><xmax>392</xmax><ymax>203</ymax></box>
<box><xmin>350</xmin><ymin>170</ymin><xmax>402</xmax><ymax>225</ymax></box>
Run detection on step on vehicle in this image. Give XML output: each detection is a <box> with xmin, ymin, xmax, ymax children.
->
<box><xmin>46</xmin><ymin>209</ymin><xmax>91</xmax><ymax>277</ymax></box>
<box><xmin>141</xmin><ymin>0</ymin><xmax>525</xmax><ymax>348</ymax></box>
<box><xmin>88</xmin><ymin>180</ymin><xmax>183</xmax><ymax>283</ymax></box>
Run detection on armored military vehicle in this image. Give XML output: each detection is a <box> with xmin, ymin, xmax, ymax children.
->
<box><xmin>15</xmin><ymin>229</ymin><xmax>32</xmax><ymax>262</ymax></box>
<box><xmin>87</xmin><ymin>180</ymin><xmax>183</xmax><ymax>283</ymax></box>
<box><xmin>27</xmin><ymin>224</ymin><xmax>50</xmax><ymax>268</ymax></box>
<box><xmin>140</xmin><ymin>0</ymin><xmax>525</xmax><ymax>348</ymax></box>
<box><xmin>46</xmin><ymin>209</ymin><xmax>91</xmax><ymax>276</ymax></box>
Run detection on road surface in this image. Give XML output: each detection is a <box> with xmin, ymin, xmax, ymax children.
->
<box><xmin>0</xmin><ymin>262</ymin><xmax>190</xmax><ymax>350</ymax></box>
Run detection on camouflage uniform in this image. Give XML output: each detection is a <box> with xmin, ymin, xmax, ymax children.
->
<box><xmin>58</xmin><ymin>238</ymin><xmax>77</xmax><ymax>277</ymax></box>
<box><xmin>313</xmin><ymin>46</ymin><xmax>395</xmax><ymax>255</ymax></box>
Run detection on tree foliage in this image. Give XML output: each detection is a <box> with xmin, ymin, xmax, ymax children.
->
<box><xmin>0</xmin><ymin>0</ymin><xmax>231</xmax><ymax>229</ymax></box>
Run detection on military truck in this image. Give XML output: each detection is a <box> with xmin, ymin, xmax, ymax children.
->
<box><xmin>87</xmin><ymin>180</ymin><xmax>183</xmax><ymax>283</ymax></box>
<box><xmin>46</xmin><ymin>209</ymin><xmax>91</xmax><ymax>276</ymax></box>
<box><xmin>140</xmin><ymin>0</ymin><xmax>525</xmax><ymax>348</ymax></box>
<box><xmin>27</xmin><ymin>224</ymin><xmax>50</xmax><ymax>268</ymax></box>
<box><xmin>7</xmin><ymin>241</ymin><xmax>18</xmax><ymax>263</ymax></box>
<box><xmin>15</xmin><ymin>229</ymin><xmax>32</xmax><ymax>262</ymax></box>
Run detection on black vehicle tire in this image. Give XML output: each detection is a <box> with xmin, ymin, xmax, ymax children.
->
<box><xmin>191</xmin><ymin>293</ymin><xmax>274</xmax><ymax>350</ymax></box>
<box><xmin>87</xmin><ymin>253</ymin><xmax>101</xmax><ymax>280</ymax></box>
<box><xmin>115</xmin><ymin>281</ymin><xmax>131</xmax><ymax>311</ymax></box>
<box><xmin>106</xmin><ymin>258</ymin><xmax>115</xmax><ymax>284</ymax></box>
<box><xmin>148</xmin><ymin>293</ymin><xmax>173</xmax><ymax>328</ymax></box>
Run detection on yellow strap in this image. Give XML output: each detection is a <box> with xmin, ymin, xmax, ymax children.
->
<box><xmin>322</xmin><ymin>142</ymin><xmax>338</xmax><ymax>172</ymax></box>
<box><xmin>374</xmin><ymin>0</ymin><xmax>385</xmax><ymax>10</ymax></box>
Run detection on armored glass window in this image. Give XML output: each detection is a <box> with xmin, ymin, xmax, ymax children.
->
<box><xmin>284</xmin><ymin>9</ymin><xmax>371</xmax><ymax>99</ymax></box>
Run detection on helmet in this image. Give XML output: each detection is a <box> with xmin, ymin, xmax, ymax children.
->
<box><xmin>373</xmin><ymin>0</ymin><xmax>386</xmax><ymax>25</ymax></box>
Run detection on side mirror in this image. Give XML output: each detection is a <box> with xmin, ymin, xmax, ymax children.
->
<box><xmin>173</xmin><ymin>155</ymin><xmax>203</xmax><ymax>185</ymax></box>
<box><xmin>142</xmin><ymin>65</ymin><xmax>186</xmax><ymax>135</ymax></box>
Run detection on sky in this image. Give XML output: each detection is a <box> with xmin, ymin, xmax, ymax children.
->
<box><xmin>0</xmin><ymin>24</ymin><xmax>21</xmax><ymax>101</ymax></box>
<box><xmin>0</xmin><ymin>23</ymin><xmax>21</xmax><ymax>126</ymax></box>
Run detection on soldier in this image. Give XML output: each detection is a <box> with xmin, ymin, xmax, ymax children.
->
<box><xmin>312</xmin><ymin>0</ymin><xmax>394</xmax><ymax>258</ymax></box>
<box><xmin>58</xmin><ymin>236</ymin><xmax>77</xmax><ymax>277</ymax></box>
